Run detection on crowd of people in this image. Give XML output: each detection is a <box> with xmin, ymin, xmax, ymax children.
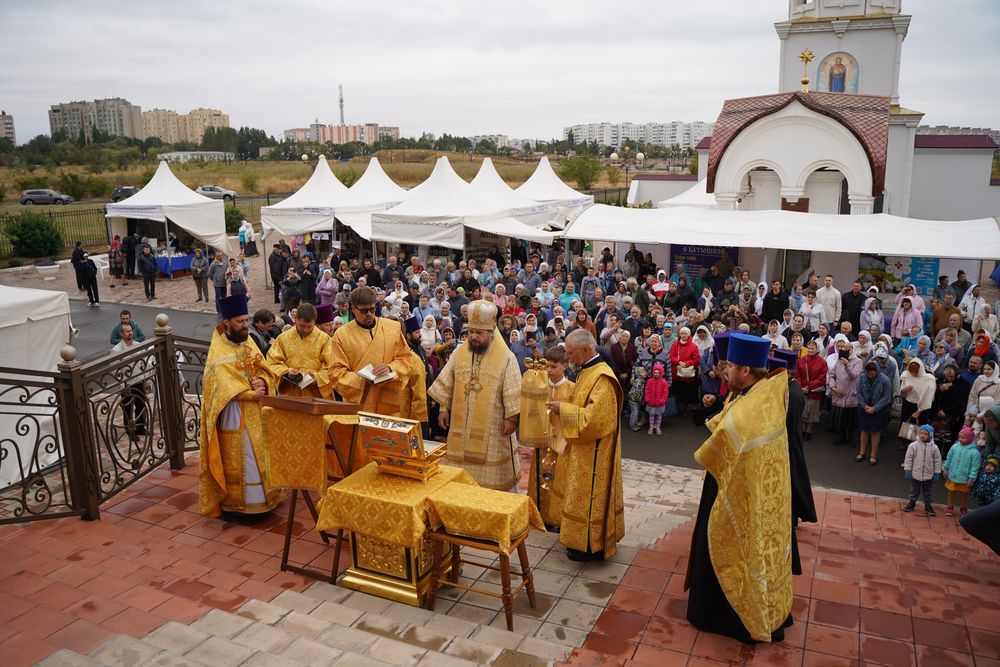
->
<box><xmin>141</xmin><ymin>237</ymin><xmax>1000</xmax><ymax>512</ymax></box>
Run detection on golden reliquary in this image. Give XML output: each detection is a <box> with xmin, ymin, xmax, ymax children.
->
<box><xmin>356</xmin><ymin>412</ymin><xmax>447</xmax><ymax>481</ymax></box>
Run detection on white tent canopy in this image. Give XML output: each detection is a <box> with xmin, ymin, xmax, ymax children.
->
<box><xmin>0</xmin><ymin>286</ymin><xmax>72</xmax><ymax>487</ymax></box>
<box><xmin>261</xmin><ymin>156</ymin><xmax>411</xmax><ymax>241</ymax></box>
<box><xmin>370</xmin><ymin>157</ymin><xmax>557</xmax><ymax>249</ymax></box>
<box><xmin>514</xmin><ymin>156</ymin><xmax>594</xmax><ymax>227</ymax></box>
<box><xmin>657</xmin><ymin>179</ymin><xmax>717</xmax><ymax>209</ymax></box>
<box><xmin>105</xmin><ymin>160</ymin><xmax>228</xmax><ymax>251</ymax></box>
<box><xmin>469</xmin><ymin>158</ymin><xmax>550</xmax><ymax>227</ymax></box>
<box><xmin>562</xmin><ymin>204</ymin><xmax>1000</xmax><ymax>260</ymax></box>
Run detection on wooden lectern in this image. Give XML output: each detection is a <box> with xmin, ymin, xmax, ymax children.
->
<box><xmin>260</xmin><ymin>395</ymin><xmax>359</xmax><ymax>583</ymax></box>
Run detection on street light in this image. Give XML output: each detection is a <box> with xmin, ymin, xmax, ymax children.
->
<box><xmin>610</xmin><ymin>146</ymin><xmax>645</xmax><ymax>191</ymax></box>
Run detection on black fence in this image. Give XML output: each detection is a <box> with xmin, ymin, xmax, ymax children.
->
<box><xmin>0</xmin><ymin>319</ymin><xmax>195</xmax><ymax>525</ymax></box>
<box><xmin>0</xmin><ymin>207</ymin><xmax>109</xmax><ymax>258</ymax></box>
<box><xmin>585</xmin><ymin>188</ymin><xmax>630</xmax><ymax>205</ymax></box>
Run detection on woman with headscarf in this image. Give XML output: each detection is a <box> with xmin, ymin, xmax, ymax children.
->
<box><xmin>967</xmin><ymin>360</ymin><xmax>1000</xmax><ymax>416</ymax></box>
<box><xmin>854</xmin><ymin>330</ymin><xmax>875</xmax><ymax>360</ymax></box>
<box><xmin>753</xmin><ymin>282</ymin><xmax>768</xmax><ymax>316</ymax></box>
<box><xmin>660</xmin><ymin>322</ymin><xmax>677</xmax><ymax>350</ymax></box>
<box><xmin>829</xmin><ymin>339</ymin><xmax>863</xmax><ymax>448</ymax></box>
<box><xmin>972</xmin><ymin>331</ymin><xmax>999</xmax><ymax>367</ymax></box>
<box><xmin>798</xmin><ymin>339</ymin><xmax>829</xmax><ymax>441</ymax></box>
<box><xmin>813</xmin><ymin>323</ymin><xmax>833</xmax><ymax>356</ymax></box>
<box><xmin>914</xmin><ymin>335</ymin><xmax>936</xmax><ymax>369</ymax></box>
<box><xmin>799</xmin><ymin>292</ymin><xmax>825</xmax><ymax>333</ymax></box>
<box><xmin>891</xmin><ymin>296</ymin><xmax>923</xmax><ymax>341</ymax></box>
<box><xmin>108</xmin><ymin>234</ymin><xmax>126</xmax><ymax>288</ymax></box>
<box><xmin>568</xmin><ymin>308</ymin><xmax>596</xmax><ymax>337</ymax></box>
<box><xmin>959</xmin><ymin>284</ymin><xmax>987</xmax><ymax>330</ymax></box>
<box><xmin>315</xmin><ymin>269</ymin><xmax>339</xmax><ymax>306</ymax></box>
<box><xmin>928</xmin><ymin>340</ymin><xmax>959</xmax><ymax>378</ymax></box>
<box><xmin>696</xmin><ymin>286</ymin><xmax>715</xmax><ymax>320</ymax></box>
<box><xmin>894</xmin><ymin>325</ymin><xmax>924</xmax><ymax>360</ymax></box>
<box><xmin>420</xmin><ymin>315</ymin><xmax>441</xmax><ymax>349</ymax></box>
<box><xmin>763</xmin><ymin>320</ymin><xmax>789</xmax><ymax>350</ymax></box>
<box><xmin>860</xmin><ymin>297</ymin><xmax>884</xmax><ymax>337</ymax></box>
<box><xmin>669</xmin><ymin>326</ymin><xmax>701</xmax><ymax>417</ymax></box>
<box><xmin>856</xmin><ymin>358</ymin><xmax>892</xmax><ymax>464</ymax></box>
<box><xmin>693</xmin><ymin>325</ymin><xmax>715</xmax><ymax>358</ymax></box>
<box><xmin>898</xmin><ymin>358</ymin><xmax>937</xmax><ymax>448</ymax></box>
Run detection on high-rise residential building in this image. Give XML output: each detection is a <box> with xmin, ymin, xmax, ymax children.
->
<box><xmin>0</xmin><ymin>110</ymin><xmax>14</xmax><ymax>144</ymax></box>
<box><xmin>562</xmin><ymin>121</ymin><xmax>715</xmax><ymax>150</ymax></box>
<box><xmin>470</xmin><ymin>134</ymin><xmax>509</xmax><ymax>148</ymax></box>
<box><xmin>49</xmin><ymin>98</ymin><xmax>143</xmax><ymax>142</ymax></box>
<box><xmin>142</xmin><ymin>107</ymin><xmax>230</xmax><ymax>144</ymax></box>
<box><xmin>282</xmin><ymin>121</ymin><xmax>397</xmax><ymax>146</ymax></box>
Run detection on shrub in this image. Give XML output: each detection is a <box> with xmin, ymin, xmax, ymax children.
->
<box><xmin>6</xmin><ymin>211</ymin><xmax>64</xmax><ymax>257</ymax></box>
<box><xmin>0</xmin><ymin>184</ymin><xmax>6</xmax><ymax>202</ymax></box>
<box><xmin>7</xmin><ymin>259</ymin><xmax>23</xmax><ymax>268</ymax></box>
<box><xmin>241</xmin><ymin>172</ymin><xmax>260</xmax><ymax>193</ymax></box>
<box><xmin>85</xmin><ymin>175</ymin><xmax>113</xmax><ymax>199</ymax></box>
<box><xmin>337</xmin><ymin>168</ymin><xmax>360</xmax><ymax>187</ymax></box>
<box><xmin>14</xmin><ymin>175</ymin><xmax>49</xmax><ymax>191</ymax></box>
<box><xmin>56</xmin><ymin>173</ymin><xmax>87</xmax><ymax>200</ymax></box>
<box><xmin>606</xmin><ymin>165</ymin><xmax>621</xmax><ymax>186</ymax></box>
<box><xmin>558</xmin><ymin>155</ymin><xmax>603</xmax><ymax>190</ymax></box>
<box><xmin>225</xmin><ymin>206</ymin><xmax>243</xmax><ymax>234</ymax></box>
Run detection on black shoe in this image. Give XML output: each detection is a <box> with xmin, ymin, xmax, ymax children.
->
<box><xmin>544</xmin><ymin>524</ymin><xmax>561</xmax><ymax>533</ymax></box>
<box><xmin>902</xmin><ymin>503</ymin><xmax>915</xmax><ymax>513</ymax></box>
<box><xmin>802</xmin><ymin>432</ymin><xmax>812</xmax><ymax>441</ymax></box>
<box><xmin>925</xmin><ymin>506</ymin><xmax>936</xmax><ymax>517</ymax></box>
<box><xmin>566</xmin><ymin>548</ymin><xmax>604</xmax><ymax>562</ymax></box>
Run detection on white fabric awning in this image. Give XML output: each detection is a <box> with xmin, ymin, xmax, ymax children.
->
<box><xmin>105</xmin><ymin>161</ymin><xmax>228</xmax><ymax>251</ymax></box>
<box><xmin>561</xmin><ymin>204</ymin><xmax>1000</xmax><ymax>260</ymax></box>
<box><xmin>657</xmin><ymin>179</ymin><xmax>717</xmax><ymax>209</ymax></box>
<box><xmin>514</xmin><ymin>156</ymin><xmax>594</xmax><ymax>228</ymax></box>
<box><xmin>260</xmin><ymin>155</ymin><xmax>347</xmax><ymax>237</ymax></box>
<box><xmin>469</xmin><ymin>158</ymin><xmax>550</xmax><ymax>227</ymax></box>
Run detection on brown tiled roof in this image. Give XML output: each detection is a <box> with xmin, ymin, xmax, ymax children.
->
<box><xmin>632</xmin><ymin>173</ymin><xmax>697</xmax><ymax>181</ymax></box>
<box><xmin>695</xmin><ymin>136</ymin><xmax>712</xmax><ymax>150</ymax></box>
<box><xmin>706</xmin><ymin>92</ymin><xmax>890</xmax><ymax>196</ymax></box>
<box><xmin>914</xmin><ymin>135</ymin><xmax>998</xmax><ymax>149</ymax></box>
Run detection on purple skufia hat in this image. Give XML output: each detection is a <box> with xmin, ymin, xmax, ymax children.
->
<box><xmin>218</xmin><ymin>294</ymin><xmax>248</xmax><ymax>320</ymax></box>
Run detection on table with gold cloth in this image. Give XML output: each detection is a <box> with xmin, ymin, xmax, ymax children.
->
<box><xmin>263</xmin><ymin>411</ymin><xmax>364</xmax><ymax>492</ymax></box>
<box><xmin>315</xmin><ymin>463</ymin><xmax>477</xmax><ymax>605</ymax></box>
<box><xmin>426</xmin><ymin>485</ymin><xmax>544</xmax><ymax>554</ymax></box>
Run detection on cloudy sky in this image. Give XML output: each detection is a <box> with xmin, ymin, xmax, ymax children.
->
<box><xmin>1</xmin><ymin>0</ymin><xmax>998</xmax><ymax>144</ymax></box>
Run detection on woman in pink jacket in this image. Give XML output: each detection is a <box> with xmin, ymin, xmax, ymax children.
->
<box><xmin>891</xmin><ymin>296</ymin><xmax>923</xmax><ymax>341</ymax></box>
<box><xmin>669</xmin><ymin>326</ymin><xmax>701</xmax><ymax>417</ymax></box>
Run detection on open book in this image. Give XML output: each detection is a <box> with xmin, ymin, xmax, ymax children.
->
<box><xmin>358</xmin><ymin>364</ymin><xmax>397</xmax><ymax>384</ymax></box>
<box><xmin>283</xmin><ymin>374</ymin><xmax>315</xmax><ymax>390</ymax></box>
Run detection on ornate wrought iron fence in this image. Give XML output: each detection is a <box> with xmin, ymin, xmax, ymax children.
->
<box><xmin>0</xmin><ymin>317</ymin><xmax>191</xmax><ymax>524</ymax></box>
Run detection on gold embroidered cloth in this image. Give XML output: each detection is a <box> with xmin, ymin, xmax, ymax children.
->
<box><xmin>262</xmin><ymin>409</ymin><xmax>360</xmax><ymax>491</ymax></box>
<box><xmin>315</xmin><ymin>463</ymin><xmax>475</xmax><ymax>548</ymax></box>
<box><xmin>426</xmin><ymin>485</ymin><xmax>544</xmax><ymax>553</ymax></box>
<box><xmin>695</xmin><ymin>371</ymin><xmax>793</xmax><ymax>642</ymax></box>
<box><xmin>328</xmin><ymin>319</ymin><xmax>414</xmax><ymax>416</ymax></box>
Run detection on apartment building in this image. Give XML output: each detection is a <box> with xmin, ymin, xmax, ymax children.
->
<box><xmin>49</xmin><ymin>98</ymin><xmax>143</xmax><ymax>141</ymax></box>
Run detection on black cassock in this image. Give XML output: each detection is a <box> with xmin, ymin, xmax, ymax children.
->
<box><xmin>786</xmin><ymin>379</ymin><xmax>817</xmax><ymax>575</ymax></box>
<box><xmin>685</xmin><ymin>386</ymin><xmax>794</xmax><ymax>644</ymax></box>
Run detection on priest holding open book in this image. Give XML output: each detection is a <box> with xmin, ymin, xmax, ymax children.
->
<box><xmin>327</xmin><ymin>287</ymin><xmax>414</xmax><ymax>417</ymax></box>
<box><xmin>265</xmin><ymin>303</ymin><xmax>335</xmax><ymax>398</ymax></box>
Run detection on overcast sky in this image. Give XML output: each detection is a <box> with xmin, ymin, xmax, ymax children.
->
<box><xmin>1</xmin><ymin>0</ymin><xmax>998</xmax><ymax>144</ymax></box>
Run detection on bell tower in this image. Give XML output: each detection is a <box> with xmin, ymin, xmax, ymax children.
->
<box><xmin>775</xmin><ymin>0</ymin><xmax>911</xmax><ymax>104</ymax></box>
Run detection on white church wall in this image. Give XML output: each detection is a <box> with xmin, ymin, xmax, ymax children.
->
<box><xmin>631</xmin><ymin>180</ymin><xmax>696</xmax><ymax>207</ymax></box>
<box><xmin>908</xmin><ymin>150</ymin><xmax>1000</xmax><ymax>220</ymax></box>
<box><xmin>803</xmin><ymin>171</ymin><xmax>844</xmax><ymax>214</ymax></box>
<box><xmin>748</xmin><ymin>171</ymin><xmax>782</xmax><ymax>210</ymax></box>
<box><xmin>883</xmin><ymin>121</ymin><xmax>919</xmax><ymax>216</ymax></box>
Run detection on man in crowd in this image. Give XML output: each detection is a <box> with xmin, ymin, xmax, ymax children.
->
<box><xmin>399</xmin><ymin>314</ymin><xmax>429</xmax><ymax>423</ymax></box>
<box><xmin>840</xmin><ymin>280</ymin><xmax>866</xmax><ymax>335</ymax></box>
<box><xmin>815</xmin><ymin>274</ymin><xmax>842</xmax><ymax>325</ymax></box>
<box><xmin>931</xmin><ymin>292</ymin><xmax>961</xmax><ymax>337</ymax></box>
<box><xmin>761</xmin><ymin>280</ymin><xmax>789</xmax><ymax>323</ymax></box>
<box><xmin>268</xmin><ymin>244</ymin><xmax>288</xmax><ymax>305</ymax></box>
<box><xmin>327</xmin><ymin>287</ymin><xmax>414</xmax><ymax>416</ymax></box>
<box><xmin>138</xmin><ymin>244</ymin><xmax>158</xmax><ymax>301</ymax></box>
<box><xmin>110</xmin><ymin>309</ymin><xmax>146</xmax><ymax>344</ymax></box>
<box><xmin>249</xmin><ymin>309</ymin><xmax>275</xmax><ymax>356</ymax></box>
<box><xmin>121</xmin><ymin>232</ymin><xmax>138</xmax><ymax>280</ymax></box>
<box><xmin>430</xmin><ymin>300</ymin><xmax>522</xmax><ymax>491</ymax></box>
<box><xmin>266</xmin><ymin>303</ymin><xmax>335</xmax><ymax>399</ymax></box>
<box><xmin>111</xmin><ymin>322</ymin><xmax>147</xmax><ymax>438</ymax></box>
<box><xmin>207</xmin><ymin>251</ymin><xmax>228</xmax><ymax>312</ymax></box>
<box><xmin>315</xmin><ymin>303</ymin><xmax>337</xmax><ymax>336</ymax></box>
<box><xmin>686</xmin><ymin>333</ymin><xmax>793</xmax><ymax>643</ymax></box>
<box><xmin>199</xmin><ymin>294</ymin><xmax>282</xmax><ymax>517</ymax></box>
<box><xmin>545</xmin><ymin>329</ymin><xmax>625</xmax><ymax>561</ymax></box>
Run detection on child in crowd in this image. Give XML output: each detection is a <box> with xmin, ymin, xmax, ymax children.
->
<box><xmin>943</xmin><ymin>426</ymin><xmax>981</xmax><ymax>517</ymax></box>
<box><xmin>627</xmin><ymin>366</ymin><xmax>647</xmax><ymax>432</ymax></box>
<box><xmin>902</xmin><ymin>424</ymin><xmax>942</xmax><ymax>515</ymax></box>
<box><xmin>972</xmin><ymin>455</ymin><xmax>1000</xmax><ymax>507</ymax></box>
<box><xmin>644</xmin><ymin>362</ymin><xmax>670</xmax><ymax>436</ymax></box>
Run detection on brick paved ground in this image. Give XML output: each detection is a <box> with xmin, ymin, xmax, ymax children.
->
<box><xmin>1</xmin><ymin>450</ymin><xmax>997</xmax><ymax>666</ymax></box>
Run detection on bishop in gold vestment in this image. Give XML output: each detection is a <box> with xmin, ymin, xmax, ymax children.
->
<box><xmin>685</xmin><ymin>333</ymin><xmax>793</xmax><ymax>644</ymax></box>
<box><xmin>199</xmin><ymin>295</ymin><xmax>283</xmax><ymax>517</ymax></box>
<box><xmin>265</xmin><ymin>303</ymin><xmax>335</xmax><ymax>399</ymax></box>
<box><xmin>549</xmin><ymin>330</ymin><xmax>625</xmax><ymax>560</ymax></box>
<box><xmin>429</xmin><ymin>301</ymin><xmax>522</xmax><ymax>491</ymax></box>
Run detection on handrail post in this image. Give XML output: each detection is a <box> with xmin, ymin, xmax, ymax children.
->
<box><xmin>154</xmin><ymin>314</ymin><xmax>187</xmax><ymax>470</ymax></box>
<box><xmin>57</xmin><ymin>346</ymin><xmax>101</xmax><ymax>520</ymax></box>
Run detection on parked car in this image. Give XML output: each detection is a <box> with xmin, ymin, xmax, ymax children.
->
<box><xmin>19</xmin><ymin>189</ymin><xmax>74</xmax><ymax>205</ymax></box>
<box><xmin>195</xmin><ymin>185</ymin><xmax>237</xmax><ymax>201</ymax></box>
<box><xmin>111</xmin><ymin>186</ymin><xmax>140</xmax><ymax>202</ymax></box>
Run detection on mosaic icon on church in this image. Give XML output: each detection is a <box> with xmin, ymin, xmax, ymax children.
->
<box><xmin>815</xmin><ymin>52</ymin><xmax>859</xmax><ymax>93</ymax></box>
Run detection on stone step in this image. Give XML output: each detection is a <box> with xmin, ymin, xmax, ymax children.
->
<box><xmin>47</xmin><ymin>577</ymin><xmax>572</xmax><ymax>667</ymax></box>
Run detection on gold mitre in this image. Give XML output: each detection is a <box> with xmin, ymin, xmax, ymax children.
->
<box><xmin>467</xmin><ymin>299</ymin><xmax>499</xmax><ymax>331</ymax></box>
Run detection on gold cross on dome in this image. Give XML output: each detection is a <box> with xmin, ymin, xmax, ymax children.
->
<box><xmin>799</xmin><ymin>48</ymin><xmax>814</xmax><ymax>93</ymax></box>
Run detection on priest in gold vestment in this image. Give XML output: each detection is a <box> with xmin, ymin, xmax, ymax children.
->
<box><xmin>199</xmin><ymin>295</ymin><xmax>283</xmax><ymax>517</ymax></box>
<box><xmin>685</xmin><ymin>333</ymin><xmax>793</xmax><ymax>644</ymax></box>
<box><xmin>265</xmin><ymin>303</ymin><xmax>335</xmax><ymax>399</ymax></box>
<box><xmin>327</xmin><ymin>287</ymin><xmax>414</xmax><ymax>416</ymax></box>
<box><xmin>530</xmin><ymin>346</ymin><xmax>575</xmax><ymax>529</ymax></box>
<box><xmin>429</xmin><ymin>300</ymin><xmax>522</xmax><ymax>491</ymax></box>
<box><xmin>546</xmin><ymin>329</ymin><xmax>625</xmax><ymax>561</ymax></box>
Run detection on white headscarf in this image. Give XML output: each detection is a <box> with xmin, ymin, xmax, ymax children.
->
<box><xmin>694</xmin><ymin>325</ymin><xmax>715</xmax><ymax>354</ymax></box>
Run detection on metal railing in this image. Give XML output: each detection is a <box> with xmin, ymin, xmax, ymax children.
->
<box><xmin>0</xmin><ymin>207</ymin><xmax>109</xmax><ymax>258</ymax></box>
<box><xmin>0</xmin><ymin>317</ymin><xmax>192</xmax><ymax>525</ymax></box>
<box><xmin>584</xmin><ymin>188</ymin><xmax>630</xmax><ymax>205</ymax></box>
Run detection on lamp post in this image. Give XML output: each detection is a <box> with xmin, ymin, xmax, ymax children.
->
<box><xmin>609</xmin><ymin>146</ymin><xmax>645</xmax><ymax>193</ymax></box>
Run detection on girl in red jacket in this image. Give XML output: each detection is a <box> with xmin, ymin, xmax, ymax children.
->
<box><xmin>645</xmin><ymin>362</ymin><xmax>670</xmax><ymax>435</ymax></box>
